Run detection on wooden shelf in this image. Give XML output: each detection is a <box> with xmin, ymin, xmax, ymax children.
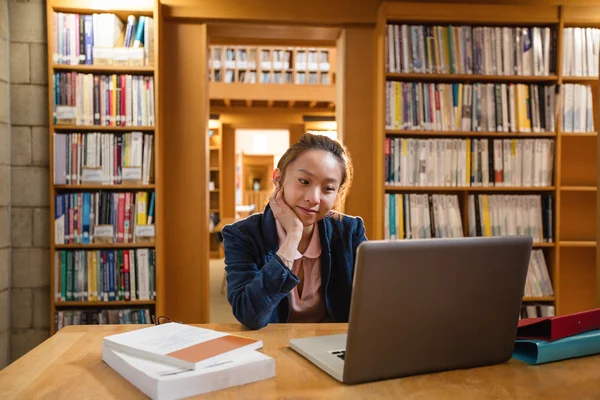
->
<box><xmin>53</xmin><ymin>125</ymin><xmax>155</xmax><ymax>132</ymax></box>
<box><xmin>561</xmin><ymin>132</ymin><xmax>598</xmax><ymax>137</ymax></box>
<box><xmin>209</xmin><ymin>146</ymin><xmax>220</xmax><ymax>150</ymax></box>
<box><xmin>54</xmin><ymin>184</ymin><xmax>155</xmax><ymax>190</ymax></box>
<box><xmin>386</xmin><ymin>130</ymin><xmax>556</xmax><ymax>138</ymax></box>
<box><xmin>210</xmin><ymin>167</ymin><xmax>220</xmax><ymax>171</ymax></box>
<box><xmin>559</xmin><ymin>241</ymin><xmax>597</xmax><ymax>248</ymax></box>
<box><xmin>210</xmin><ymin>82</ymin><xmax>336</xmax><ymax>103</ymax></box>
<box><xmin>386</xmin><ymin>73</ymin><xmax>558</xmax><ymax>83</ymax></box>
<box><xmin>523</xmin><ymin>296</ymin><xmax>555</xmax><ymax>302</ymax></box>
<box><xmin>384</xmin><ymin>186</ymin><xmax>556</xmax><ymax>192</ymax></box>
<box><xmin>55</xmin><ymin>243</ymin><xmax>156</xmax><ymax>249</ymax></box>
<box><xmin>562</xmin><ymin>76</ymin><xmax>599</xmax><ymax>83</ymax></box>
<box><xmin>560</xmin><ymin>186</ymin><xmax>597</xmax><ymax>192</ymax></box>
<box><xmin>52</xmin><ymin>64</ymin><xmax>154</xmax><ymax>74</ymax></box>
<box><xmin>55</xmin><ymin>300</ymin><xmax>155</xmax><ymax>307</ymax></box>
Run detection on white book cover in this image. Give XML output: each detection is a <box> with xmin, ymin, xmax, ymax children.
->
<box><xmin>103</xmin><ymin>345</ymin><xmax>275</xmax><ymax>400</ymax></box>
<box><xmin>103</xmin><ymin>323</ymin><xmax>263</xmax><ymax>370</ymax></box>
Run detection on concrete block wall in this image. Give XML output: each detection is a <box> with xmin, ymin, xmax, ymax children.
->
<box><xmin>0</xmin><ymin>0</ymin><xmax>10</xmax><ymax>370</ymax></box>
<box><xmin>8</xmin><ymin>0</ymin><xmax>50</xmax><ymax>363</ymax></box>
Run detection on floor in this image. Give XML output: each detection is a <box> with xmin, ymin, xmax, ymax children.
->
<box><xmin>209</xmin><ymin>258</ymin><xmax>238</xmax><ymax>323</ymax></box>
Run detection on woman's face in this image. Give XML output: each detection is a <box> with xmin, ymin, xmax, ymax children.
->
<box><xmin>275</xmin><ymin>150</ymin><xmax>343</xmax><ymax>226</ymax></box>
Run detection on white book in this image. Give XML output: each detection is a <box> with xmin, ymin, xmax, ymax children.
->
<box><xmin>103</xmin><ymin>323</ymin><xmax>264</xmax><ymax>371</ymax></box>
<box><xmin>102</xmin><ymin>345</ymin><xmax>275</xmax><ymax>400</ymax></box>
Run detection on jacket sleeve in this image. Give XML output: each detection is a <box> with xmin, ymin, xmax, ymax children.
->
<box><xmin>222</xmin><ymin>224</ymin><xmax>299</xmax><ymax>330</ymax></box>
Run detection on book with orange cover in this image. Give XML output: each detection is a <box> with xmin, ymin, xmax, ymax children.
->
<box><xmin>516</xmin><ymin>307</ymin><xmax>600</xmax><ymax>342</ymax></box>
<box><xmin>102</xmin><ymin>322</ymin><xmax>263</xmax><ymax>370</ymax></box>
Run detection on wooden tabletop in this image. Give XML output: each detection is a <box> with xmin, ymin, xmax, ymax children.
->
<box><xmin>1</xmin><ymin>323</ymin><xmax>600</xmax><ymax>399</ymax></box>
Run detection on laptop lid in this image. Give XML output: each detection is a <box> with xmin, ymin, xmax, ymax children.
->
<box><xmin>342</xmin><ymin>236</ymin><xmax>532</xmax><ymax>384</ymax></box>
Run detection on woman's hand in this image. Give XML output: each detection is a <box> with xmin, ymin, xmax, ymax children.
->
<box><xmin>269</xmin><ymin>188</ymin><xmax>303</xmax><ymax>268</ymax></box>
<box><xmin>269</xmin><ymin>188</ymin><xmax>303</xmax><ymax>238</ymax></box>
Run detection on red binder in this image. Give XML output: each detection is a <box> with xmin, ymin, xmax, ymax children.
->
<box><xmin>517</xmin><ymin>308</ymin><xmax>600</xmax><ymax>341</ymax></box>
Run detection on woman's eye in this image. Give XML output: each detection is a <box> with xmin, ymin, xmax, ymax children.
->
<box><xmin>298</xmin><ymin>179</ymin><xmax>308</xmax><ymax>185</ymax></box>
<box><xmin>325</xmin><ymin>186</ymin><xmax>336</xmax><ymax>192</ymax></box>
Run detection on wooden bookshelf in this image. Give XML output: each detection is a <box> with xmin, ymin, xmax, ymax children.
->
<box><xmin>374</xmin><ymin>2</ymin><xmax>599</xmax><ymax>317</ymax></box>
<box><xmin>53</xmin><ymin>125</ymin><xmax>155</xmax><ymax>132</ymax></box>
<box><xmin>209</xmin><ymin>45</ymin><xmax>335</xmax><ymax>85</ymax></box>
<box><xmin>52</xmin><ymin>64</ymin><xmax>155</xmax><ymax>74</ymax></box>
<box><xmin>55</xmin><ymin>300</ymin><xmax>155</xmax><ymax>307</ymax></box>
<box><xmin>46</xmin><ymin>0</ymin><xmax>162</xmax><ymax>334</ymax></box>
<box><xmin>209</xmin><ymin>121</ymin><xmax>224</xmax><ymax>259</ymax></box>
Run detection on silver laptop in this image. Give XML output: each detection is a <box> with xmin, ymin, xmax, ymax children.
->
<box><xmin>289</xmin><ymin>236</ymin><xmax>533</xmax><ymax>384</ymax></box>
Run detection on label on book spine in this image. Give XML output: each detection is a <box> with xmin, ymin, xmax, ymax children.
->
<box><xmin>56</xmin><ymin>106</ymin><xmax>77</xmax><ymax>122</ymax></box>
<box><xmin>95</xmin><ymin>225</ymin><xmax>114</xmax><ymax>238</ymax></box>
<box><xmin>122</xmin><ymin>167</ymin><xmax>142</xmax><ymax>181</ymax></box>
<box><xmin>135</xmin><ymin>225</ymin><xmax>155</xmax><ymax>237</ymax></box>
<box><xmin>81</xmin><ymin>168</ymin><xmax>103</xmax><ymax>183</ymax></box>
<box><xmin>54</xmin><ymin>215</ymin><xmax>65</xmax><ymax>244</ymax></box>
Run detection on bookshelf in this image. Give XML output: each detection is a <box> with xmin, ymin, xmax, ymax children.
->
<box><xmin>46</xmin><ymin>0</ymin><xmax>162</xmax><ymax>333</ymax></box>
<box><xmin>374</xmin><ymin>2</ymin><xmax>599</xmax><ymax>317</ymax></box>
<box><xmin>208</xmin><ymin>45</ymin><xmax>337</xmax><ymax>108</ymax></box>
<box><xmin>208</xmin><ymin>45</ymin><xmax>335</xmax><ymax>85</ymax></box>
<box><xmin>208</xmin><ymin>120</ymin><xmax>224</xmax><ymax>259</ymax></box>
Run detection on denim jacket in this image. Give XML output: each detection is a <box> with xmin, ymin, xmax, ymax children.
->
<box><xmin>221</xmin><ymin>204</ymin><xmax>367</xmax><ymax>330</ymax></box>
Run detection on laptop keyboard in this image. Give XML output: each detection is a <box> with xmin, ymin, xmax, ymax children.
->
<box><xmin>330</xmin><ymin>350</ymin><xmax>345</xmax><ymax>360</ymax></box>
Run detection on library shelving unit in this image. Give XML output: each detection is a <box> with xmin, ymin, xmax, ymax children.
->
<box><xmin>558</xmin><ymin>6</ymin><xmax>599</xmax><ymax>316</ymax></box>
<box><xmin>208</xmin><ymin>119</ymin><xmax>223</xmax><ymax>259</ymax></box>
<box><xmin>208</xmin><ymin>45</ymin><xmax>337</xmax><ymax>108</ymax></box>
<box><xmin>374</xmin><ymin>2</ymin><xmax>599</xmax><ymax>317</ymax></box>
<box><xmin>46</xmin><ymin>0</ymin><xmax>162</xmax><ymax>334</ymax></box>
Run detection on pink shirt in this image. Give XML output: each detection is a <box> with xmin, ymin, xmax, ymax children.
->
<box><xmin>275</xmin><ymin>220</ymin><xmax>329</xmax><ymax>323</ymax></box>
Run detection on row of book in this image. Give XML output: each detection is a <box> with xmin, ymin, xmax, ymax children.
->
<box><xmin>383</xmin><ymin>194</ymin><xmax>463</xmax><ymax>239</ymax></box>
<box><xmin>216</xmin><ymin>69</ymin><xmax>330</xmax><ymax>85</ymax></box>
<box><xmin>54</xmin><ymin>191</ymin><xmax>155</xmax><ymax>245</ymax></box>
<box><xmin>210</xmin><ymin>46</ymin><xmax>331</xmax><ymax>72</ymax></box>
<box><xmin>53</xmin><ymin>132</ymin><xmax>154</xmax><ymax>185</ymax></box>
<box><xmin>468</xmin><ymin>194</ymin><xmax>553</xmax><ymax>243</ymax></box>
<box><xmin>385</xmin><ymin>24</ymin><xmax>555</xmax><ymax>76</ymax></box>
<box><xmin>520</xmin><ymin>304</ymin><xmax>555</xmax><ymax>319</ymax></box>
<box><xmin>382</xmin><ymin>193</ymin><xmax>553</xmax><ymax>243</ymax></box>
<box><xmin>52</xmin><ymin>72</ymin><xmax>155</xmax><ymax>127</ymax></box>
<box><xmin>562</xmin><ymin>84</ymin><xmax>595</xmax><ymax>133</ymax></box>
<box><xmin>52</xmin><ymin>12</ymin><xmax>154</xmax><ymax>66</ymax></box>
<box><xmin>385</xmin><ymin>82</ymin><xmax>557</xmax><ymax>133</ymax></box>
<box><xmin>55</xmin><ymin>308</ymin><xmax>153</xmax><ymax>331</ymax></box>
<box><xmin>384</xmin><ymin>138</ymin><xmax>555</xmax><ymax>187</ymax></box>
<box><xmin>54</xmin><ymin>248</ymin><xmax>156</xmax><ymax>302</ymax></box>
<box><xmin>525</xmin><ymin>249</ymin><xmax>554</xmax><ymax>298</ymax></box>
<box><xmin>562</xmin><ymin>28</ymin><xmax>600</xmax><ymax>77</ymax></box>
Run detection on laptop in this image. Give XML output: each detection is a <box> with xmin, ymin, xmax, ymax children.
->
<box><xmin>289</xmin><ymin>235</ymin><xmax>533</xmax><ymax>384</ymax></box>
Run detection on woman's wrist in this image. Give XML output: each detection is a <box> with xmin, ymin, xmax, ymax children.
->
<box><xmin>277</xmin><ymin>235</ymin><xmax>300</xmax><ymax>269</ymax></box>
<box><xmin>276</xmin><ymin>252</ymin><xmax>294</xmax><ymax>269</ymax></box>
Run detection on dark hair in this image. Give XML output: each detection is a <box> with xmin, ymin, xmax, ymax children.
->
<box><xmin>276</xmin><ymin>133</ymin><xmax>353</xmax><ymax>211</ymax></box>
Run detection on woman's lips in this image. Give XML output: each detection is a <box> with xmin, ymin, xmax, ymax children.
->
<box><xmin>298</xmin><ymin>206</ymin><xmax>317</xmax><ymax>215</ymax></box>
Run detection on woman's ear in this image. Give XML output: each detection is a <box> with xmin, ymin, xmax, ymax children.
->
<box><xmin>272</xmin><ymin>169</ymin><xmax>282</xmax><ymax>188</ymax></box>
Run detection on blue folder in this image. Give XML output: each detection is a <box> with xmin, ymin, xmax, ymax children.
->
<box><xmin>513</xmin><ymin>329</ymin><xmax>600</xmax><ymax>365</ymax></box>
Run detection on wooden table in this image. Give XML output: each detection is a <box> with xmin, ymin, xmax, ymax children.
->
<box><xmin>1</xmin><ymin>323</ymin><xmax>600</xmax><ymax>399</ymax></box>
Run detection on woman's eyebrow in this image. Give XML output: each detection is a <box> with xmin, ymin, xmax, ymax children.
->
<box><xmin>297</xmin><ymin>168</ymin><xmax>338</xmax><ymax>183</ymax></box>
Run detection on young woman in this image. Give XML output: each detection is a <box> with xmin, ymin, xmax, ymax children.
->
<box><xmin>221</xmin><ymin>133</ymin><xmax>367</xmax><ymax>330</ymax></box>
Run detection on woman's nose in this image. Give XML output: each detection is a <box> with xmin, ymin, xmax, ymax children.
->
<box><xmin>305</xmin><ymin>187</ymin><xmax>319</xmax><ymax>204</ymax></box>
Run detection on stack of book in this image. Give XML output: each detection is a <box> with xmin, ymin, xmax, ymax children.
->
<box><xmin>102</xmin><ymin>323</ymin><xmax>275</xmax><ymax>399</ymax></box>
<box><xmin>513</xmin><ymin>308</ymin><xmax>600</xmax><ymax>365</ymax></box>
